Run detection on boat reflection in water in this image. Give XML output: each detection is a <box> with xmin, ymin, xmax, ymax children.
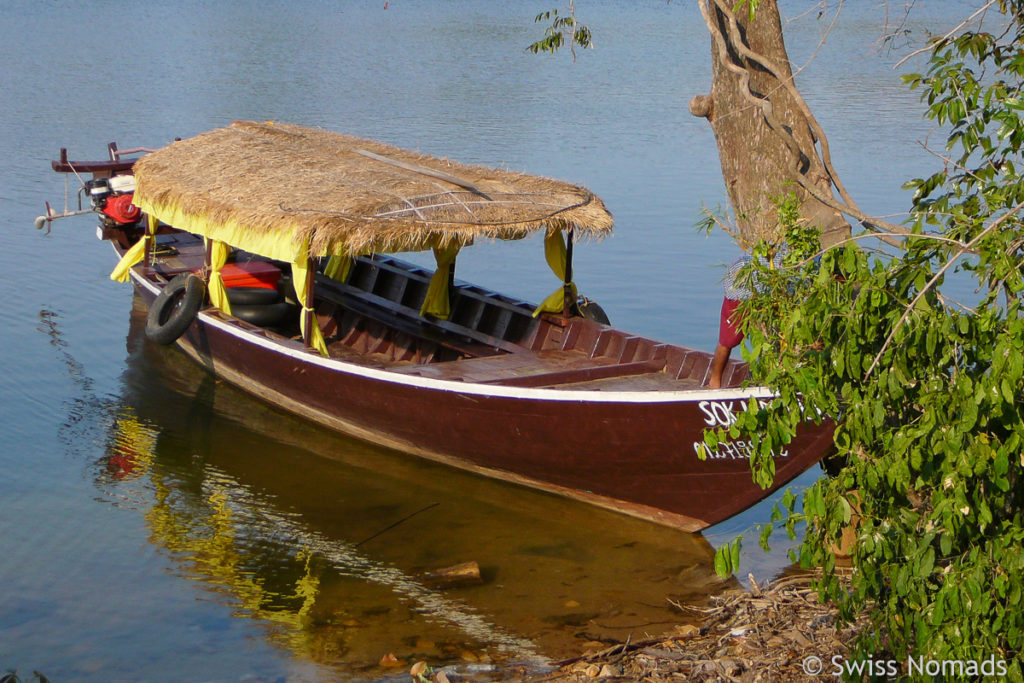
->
<box><xmin>95</xmin><ymin>296</ymin><xmax>732</xmax><ymax>677</ymax></box>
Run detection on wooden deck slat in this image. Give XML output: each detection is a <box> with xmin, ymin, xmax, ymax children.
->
<box><xmin>390</xmin><ymin>348</ymin><xmax>672</xmax><ymax>389</ymax></box>
<box><xmin>487</xmin><ymin>357</ymin><xmax>667</xmax><ymax>388</ymax></box>
<box><xmin>388</xmin><ymin>349</ymin><xmax>593</xmax><ymax>379</ymax></box>
<box><xmin>554</xmin><ymin>372</ymin><xmax>705</xmax><ymax>391</ymax></box>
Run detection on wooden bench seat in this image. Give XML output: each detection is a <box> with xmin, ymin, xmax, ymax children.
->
<box><xmin>553</xmin><ymin>371</ymin><xmax>704</xmax><ymax>392</ymax></box>
<box><xmin>391</xmin><ymin>348</ymin><xmax>667</xmax><ymax>388</ymax></box>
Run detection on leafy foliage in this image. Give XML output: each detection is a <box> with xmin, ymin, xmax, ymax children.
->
<box><xmin>710</xmin><ymin>2</ymin><xmax>1024</xmax><ymax>674</ymax></box>
<box><xmin>527</xmin><ymin>6</ymin><xmax>592</xmax><ymax>58</ymax></box>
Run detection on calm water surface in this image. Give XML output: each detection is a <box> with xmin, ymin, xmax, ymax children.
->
<box><xmin>1</xmin><ymin>1</ymin><xmax>966</xmax><ymax>680</ymax></box>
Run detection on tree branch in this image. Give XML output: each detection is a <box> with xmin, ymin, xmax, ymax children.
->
<box><xmin>893</xmin><ymin>0</ymin><xmax>999</xmax><ymax>68</ymax></box>
<box><xmin>864</xmin><ymin>198</ymin><xmax>1024</xmax><ymax>378</ymax></box>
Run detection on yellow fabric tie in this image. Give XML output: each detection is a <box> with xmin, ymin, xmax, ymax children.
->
<box><xmin>419</xmin><ymin>244</ymin><xmax>459</xmax><ymax>319</ymax></box>
<box><xmin>291</xmin><ymin>256</ymin><xmax>328</xmax><ymax>356</ymax></box>
<box><xmin>324</xmin><ymin>254</ymin><xmax>353</xmax><ymax>282</ymax></box>
<box><xmin>110</xmin><ymin>214</ymin><xmax>158</xmax><ymax>282</ymax></box>
<box><xmin>207</xmin><ymin>240</ymin><xmax>232</xmax><ymax>315</ymax></box>
<box><xmin>533</xmin><ymin>230</ymin><xmax>576</xmax><ymax>316</ymax></box>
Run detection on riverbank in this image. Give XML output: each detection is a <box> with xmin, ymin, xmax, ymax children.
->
<box><xmin>533</xmin><ymin>571</ymin><xmax>864</xmax><ymax>682</ymax></box>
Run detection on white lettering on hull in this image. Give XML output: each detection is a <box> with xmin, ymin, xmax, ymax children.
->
<box><xmin>698</xmin><ymin>398</ymin><xmax>777</xmax><ymax>427</ymax></box>
<box><xmin>695</xmin><ymin>398</ymin><xmax>790</xmax><ymax>460</ymax></box>
<box><xmin>692</xmin><ymin>439</ymin><xmax>789</xmax><ymax>460</ymax></box>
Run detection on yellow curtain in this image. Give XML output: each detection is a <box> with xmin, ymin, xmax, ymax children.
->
<box><xmin>419</xmin><ymin>244</ymin><xmax>459</xmax><ymax>319</ymax></box>
<box><xmin>207</xmin><ymin>240</ymin><xmax>232</xmax><ymax>315</ymax></box>
<box><xmin>323</xmin><ymin>254</ymin><xmax>353</xmax><ymax>282</ymax></box>
<box><xmin>533</xmin><ymin>230</ymin><xmax>577</xmax><ymax>316</ymax></box>
<box><xmin>133</xmin><ymin>194</ymin><xmax>308</xmax><ymax>263</ymax></box>
<box><xmin>291</xmin><ymin>256</ymin><xmax>329</xmax><ymax>356</ymax></box>
<box><xmin>110</xmin><ymin>214</ymin><xmax>158</xmax><ymax>282</ymax></box>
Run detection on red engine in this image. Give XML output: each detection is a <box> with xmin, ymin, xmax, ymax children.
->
<box><xmin>86</xmin><ymin>175</ymin><xmax>142</xmax><ymax>227</ymax></box>
<box><xmin>101</xmin><ymin>193</ymin><xmax>141</xmax><ymax>225</ymax></box>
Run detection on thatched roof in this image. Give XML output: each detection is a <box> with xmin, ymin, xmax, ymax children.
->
<box><xmin>132</xmin><ymin>121</ymin><xmax>613</xmax><ymax>259</ymax></box>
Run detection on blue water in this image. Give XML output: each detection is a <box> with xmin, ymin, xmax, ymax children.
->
<box><xmin>0</xmin><ymin>1</ymin><xmax>964</xmax><ymax>680</ymax></box>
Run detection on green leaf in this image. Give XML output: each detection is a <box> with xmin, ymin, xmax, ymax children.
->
<box><xmin>920</xmin><ymin>547</ymin><xmax>935</xmax><ymax>578</ymax></box>
<box><xmin>713</xmin><ymin>537</ymin><xmax>743</xmax><ymax>579</ymax></box>
<box><xmin>759</xmin><ymin>522</ymin><xmax>773</xmax><ymax>552</ymax></box>
<box><xmin>839</xmin><ymin>495</ymin><xmax>853</xmax><ymax>524</ymax></box>
<box><xmin>1000</xmin><ymin>377</ymin><xmax>1015</xmax><ymax>403</ymax></box>
<box><xmin>714</xmin><ymin>545</ymin><xmax>729</xmax><ymax>578</ymax></box>
<box><xmin>1010</xmin><ymin>350</ymin><xmax>1023</xmax><ymax>380</ymax></box>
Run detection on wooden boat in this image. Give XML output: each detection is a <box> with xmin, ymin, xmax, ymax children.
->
<box><xmin>44</xmin><ymin>121</ymin><xmax>834</xmax><ymax>531</ymax></box>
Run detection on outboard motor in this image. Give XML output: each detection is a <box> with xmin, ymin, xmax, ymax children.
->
<box><xmin>86</xmin><ymin>175</ymin><xmax>141</xmax><ymax>227</ymax></box>
<box><xmin>85</xmin><ymin>177</ymin><xmax>111</xmax><ymax>208</ymax></box>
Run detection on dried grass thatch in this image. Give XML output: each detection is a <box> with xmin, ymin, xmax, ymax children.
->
<box><xmin>132</xmin><ymin>121</ymin><xmax>613</xmax><ymax>257</ymax></box>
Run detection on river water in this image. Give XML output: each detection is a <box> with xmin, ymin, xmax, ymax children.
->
<box><xmin>1</xmin><ymin>1</ymin><xmax>965</xmax><ymax>680</ymax></box>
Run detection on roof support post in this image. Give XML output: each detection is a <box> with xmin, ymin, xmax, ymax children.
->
<box><xmin>203</xmin><ymin>238</ymin><xmax>213</xmax><ymax>312</ymax></box>
<box><xmin>562</xmin><ymin>227</ymin><xmax>575</xmax><ymax>322</ymax></box>
<box><xmin>203</xmin><ymin>237</ymin><xmax>212</xmax><ymax>278</ymax></box>
<box><xmin>447</xmin><ymin>251</ymin><xmax>457</xmax><ymax>314</ymax></box>
<box><xmin>202</xmin><ymin>238</ymin><xmax>232</xmax><ymax>314</ymax></box>
<box><xmin>290</xmin><ymin>253</ymin><xmax>328</xmax><ymax>355</ymax></box>
<box><xmin>533</xmin><ymin>228</ymin><xmax>579</xmax><ymax>320</ymax></box>
<box><xmin>302</xmin><ymin>256</ymin><xmax>315</xmax><ymax>348</ymax></box>
<box><xmin>419</xmin><ymin>245</ymin><xmax>459</xmax><ymax>319</ymax></box>
<box><xmin>143</xmin><ymin>221</ymin><xmax>153</xmax><ymax>269</ymax></box>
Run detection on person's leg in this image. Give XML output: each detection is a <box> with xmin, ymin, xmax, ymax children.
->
<box><xmin>709</xmin><ymin>297</ymin><xmax>744</xmax><ymax>388</ymax></box>
<box><xmin>708</xmin><ymin>342</ymin><xmax>731</xmax><ymax>389</ymax></box>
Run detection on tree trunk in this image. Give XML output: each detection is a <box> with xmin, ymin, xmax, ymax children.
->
<box><xmin>690</xmin><ymin>1</ymin><xmax>850</xmax><ymax>249</ymax></box>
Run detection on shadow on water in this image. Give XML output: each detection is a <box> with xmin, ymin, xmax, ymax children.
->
<box><xmin>44</xmin><ymin>295</ymin><xmax>736</xmax><ymax>679</ymax></box>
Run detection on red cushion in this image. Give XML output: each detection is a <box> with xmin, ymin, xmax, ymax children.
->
<box><xmin>219</xmin><ymin>261</ymin><xmax>281</xmax><ymax>289</ymax></box>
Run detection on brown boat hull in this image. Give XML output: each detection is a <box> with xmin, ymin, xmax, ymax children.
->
<box><xmin>131</xmin><ymin>272</ymin><xmax>833</xmax><ymax>532</ymax></box>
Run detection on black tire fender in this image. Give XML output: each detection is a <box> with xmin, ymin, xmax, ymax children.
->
<box><xmin>276</xmin><ymin>274</ymin><xmax>299</xmax><ymax>306</ymax></box>
<box><xmin>225</xmin><ymin>286</ymin><xmax>282</xmax><ymax>306</ymax></box>
<box><xmin>230</xmin><ymin>302</ymin><xmax>297</xmax><ymax>327</ymax></box>
<box><xmin>574</xmin><ymin>296</ymin><xmax>611</xmax><ymax>325</ymax></box>
<box><xmin>146</xmin><ymin>273</ymin><xmax>206</xmax><ymax>345</ymax></box>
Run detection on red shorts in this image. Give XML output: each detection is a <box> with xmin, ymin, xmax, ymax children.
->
<box><xmin>719</xmin><ymin>297</ymin><xmax>745</xmax><ymax>349</ymax></box>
